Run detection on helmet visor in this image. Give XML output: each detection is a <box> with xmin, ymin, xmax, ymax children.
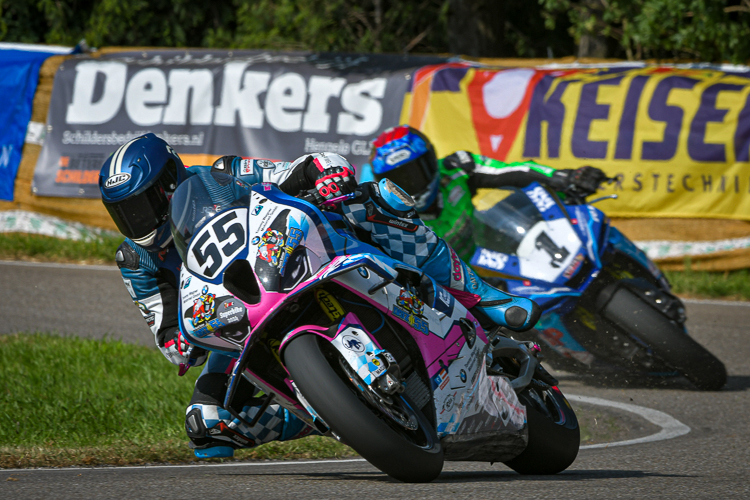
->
<box><xmin>374</xmin><ymin>154</ymin><xmax>436</xmax><ymax>197</ymax></box>
<box><xmin>103</xmin><ymin>160</ymin><xmax>178</xmax><ymax>240</ymax></box>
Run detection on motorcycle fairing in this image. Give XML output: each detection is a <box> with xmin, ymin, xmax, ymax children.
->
<box><xmin>607</xmin><ymin>226</ymin><xmax>666</xmax><ymax>285</ymax></box>
<box><xmin>536</xmin><ymin>312</ymin><xmax>595</xmax><ymax>365</ymax></box>
<box><xmin>179</xmin><ymin>274</ymin><xmax>252</xmax><ymax>354</ymax></box>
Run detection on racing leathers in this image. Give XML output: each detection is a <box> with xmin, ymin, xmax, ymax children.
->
<box><xmin>116</xmin><ymin>156</ymin><xmax>335</xmax><ymax>458</ymax></box>
<box><xmin>417</xmin><ymin>151</ymin><xmax>597</xmax><ymax>262</ymax></box>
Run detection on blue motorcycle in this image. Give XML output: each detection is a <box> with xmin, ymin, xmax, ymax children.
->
<box><xmin>469</xmin><ymin>182</ymin><xmax>727</xmax><ymax>391</ymax></box>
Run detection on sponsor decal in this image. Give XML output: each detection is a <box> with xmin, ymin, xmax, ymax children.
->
<box><xmin>364</xmin><ymin>202</ymin><xmax>419</xmax><ymax>232</ymax></box>
<box><xmin>563</xmin><ymin>253</ymin><xmax>585</xmax><ymax>279</ymax></box>
<box><xmin>182</xmin><ymin>277</ymin><xmax>191</xmax><ymax>289</ymax></box>
<box><xmin>192</xmin><ymin>285</ymin><xmax>216</xmax><ymax>328</ymax></box>
<box><xmin>277</xmin><ymin>227</ymin><xmax>304</xmax><ymax>275</ymax></box>
<box><xmin>217</xmin><ymin>299</ymin><xmax>245</xmax><ymax>324</ymax></box>
<box><xmin>252</xmin><ymin>227</ymin><xmax>285</xmax><ymax>266</ymax></box>
<box><xmin>315</xmin><ymin>289</ymin><xmax>345</xmax><ymax>321</ymax></box>
<box><xmin>392</xmin><ymin>288</ymin><xmax>429</xmax><ymax>335</ymax></box>
<box><xmin>476</xmin><ymin>248</ymin><xmax>509</xmax><ymax>271</ymax></box>
<box><xmin>252</xmin><ymin>204</ymin><xmax>263</xmax><ymax>216</ymax></box>
<box><xmin>527</xmin><ymin>185</ymin><xmax>555</xmax><ymax>213</ymax></box>
<box><xmin>342</xmin><ymin>335</ymin><xmax>365</xmax><ymax>353</ymax></box>
<box><xmin>135</xmin><ymin>300</ymin><xmax>156</xmax><ymax>327</ymax></box>
<box><xmin>450</xmin><ymin>247</ymin><xmax>463</xmax><ymax>284</ymax></box>
<box><xmin>256</xmin><ymin>159</ymin><xmax>274</xmax><ymax>169</ymax></box>
<box><xmin>459</xmin><ymin>369</ymin><xmax>467</xmax><ymax>383</ymax></box>
<box><xmin>104</xmin><ymin>172</ymin><xmax>130</xmax><ymax>188</ymax></box>
<box><xmin>432</xmin><ymin>367</ymin><xmax>450</xmax><ymax>390</ymax></box>
<box><xmin>239</xmin><ymin>159</ymin><xmax>253</xmax><ymax>175</ymax></box>
<box><xmin>123</xmin><ymin>278</ymin><xmax>135</xmax><ymax>298</ymax></box>
<box><xmin>385</xmin><ymin>148</ymin><xmax>412</xmax><ymax>166</ymax></box>
<box><xmin>262</xmin><ymin>182</ymin><xmax>272</xmax><ymax>191</ymax></box>
<box><xmin>442</xmin><ymin>393</ymin><xmax>456</xmax><ymax>413</ymax></box>
<box><xmin>357</xmin><ymin>267</ymin><xmax>370</xmax><ymax>279</ymax></box>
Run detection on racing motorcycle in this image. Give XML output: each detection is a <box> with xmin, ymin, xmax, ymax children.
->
<box><xmin>468</xmin><ymin>183</ymin><xmax>727</xmax><ymax>391</ymax></box>
<box><xmin>170</xmin><ymin>172</ymin><xmax>580</xmax><ymax>483</ymax></box>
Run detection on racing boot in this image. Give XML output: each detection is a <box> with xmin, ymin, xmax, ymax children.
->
<box><xmin>420</xmin><ymin>239</ymin><xmax>541</xmax><ymax>331</ymax></box>
<box><xmin>185</xmin><ymin>372</ymin><xmax>313</xmax><ymax>458</ymax></box>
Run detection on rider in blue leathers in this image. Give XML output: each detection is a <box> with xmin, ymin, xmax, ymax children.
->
<box><xmin>99</xmin><ymin>133</ymin><xmax>540</xmax><ymax>459</ymax></box>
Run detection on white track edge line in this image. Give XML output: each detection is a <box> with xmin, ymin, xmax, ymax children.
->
<box><xmin>2</xmin><ymin>396</ymin><xmax>690</xmax><ymax>473</ymax></box>
<box><xmin>570</xmin><ymin>394</ymin><xmax>690</xmax><ymax>450</ymax></box>
<box><xmin>0</xmin><ymin>458</ymin><xmax>368</xmax><ymax>473</ymax></box>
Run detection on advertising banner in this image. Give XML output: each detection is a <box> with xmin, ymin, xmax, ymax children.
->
<box><xmin>0</xmin><ymin>44</ymin><xmax>71</xmax><ymax>200</ymax></box>
<box><xmin>34</xmin><ymin>49</ymin><xmax>446</xmax><ymax>198</ymax></box>
<box><xmin>401</xmin><ymin>63</ymin><xmax>750</xmax><ymax>221</ymax></box>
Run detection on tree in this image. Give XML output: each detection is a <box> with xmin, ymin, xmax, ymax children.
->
<box><xmin>540</xmin><ymin>0</ymin><xmax>750</xmax><ymax>63</ymax></box>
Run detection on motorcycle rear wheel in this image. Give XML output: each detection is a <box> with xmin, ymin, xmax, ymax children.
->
<box><xmin>503</xmin><ymin>385</ymin><xmax>580</xmax><ymax>475</ymax></box>
<box><xmin>283</xmin><ymin>333</ymin><xmax>444</xmax><ymax>483</ymax></box>
<box><xmin>601</xmin><ymin>287</ymin><xmax>727</xmax><ymax>391</ymax></box>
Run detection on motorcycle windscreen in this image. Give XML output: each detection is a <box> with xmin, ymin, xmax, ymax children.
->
<box><xmin>472</xmin><ymin>187</ymin><xmax>583</xmax><ymax>283</ymax></box>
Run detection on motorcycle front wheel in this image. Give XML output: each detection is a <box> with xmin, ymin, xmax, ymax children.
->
<box><xmin>283</xmin><ymin>333</ymin><xmax>444</xmax><ymax>483</ymax></box>
<box><xmin>600</xmin><ymin>287</ymin><xmax>727</xmax><ymax>391</ymax></box>
<box><xmin>503</xmin><ymin>385</ymin><xmax>580</xmax><ymax>475</ymax></box>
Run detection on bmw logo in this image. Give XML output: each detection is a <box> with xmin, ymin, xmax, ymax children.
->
<box><xmin>460</xmin><ymin>369</ymin><xmax>467</xmax><ymax>383</ymax></box>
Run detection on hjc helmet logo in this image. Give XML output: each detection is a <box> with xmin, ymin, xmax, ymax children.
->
<box><xmin>104</xmin><ymin>172</ymin><xmax>131</xmax><ymax>188</ymax></box>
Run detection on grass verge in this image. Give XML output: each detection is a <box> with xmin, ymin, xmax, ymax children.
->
<box><xmin>0</xmin><ymin>333</ymin><xmax>354</xmax><ymax>468</ymax></box>
<box><xmin>0</xmin><ymin>233</ymin><xmax>123</xmax><ymax>265</ymax></box>
<box><xmin>664</xmin><ymin>268</ymin><xmax>750</xmax><ymax>301</ymax></box>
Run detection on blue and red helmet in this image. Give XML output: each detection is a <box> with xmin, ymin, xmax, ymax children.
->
<box><xmin>99</xmin><ymin>133</ymin><xmax>186</xmax><ymax>251</ymax></box>
<box><xmin>370</xmin><ymin>125</ymin><xmax>438</xmax><ymax>211</ymax></box>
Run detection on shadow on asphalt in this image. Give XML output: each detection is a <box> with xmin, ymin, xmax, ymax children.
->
<box><xmin>229</xmin><ymin>469</ymin><xmax>692</xmax><ymax>483</ymax></box>
<box><xmin>434</xmin><ymin>469</ymin><xmax>692</xmax><ymax>482</ymax></box>
<box><xmin>216</xmin><ymin>470</ymin><xmax>693</xmax><ymax>483</ymax></box>
<box><xmin>556</xmin><ymin>372</ymin><xmax>749</xmax><ymax>393</ymax></box>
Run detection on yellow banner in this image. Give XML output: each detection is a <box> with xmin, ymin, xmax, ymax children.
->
<box><xmin>400</xmin><ymin>64</ymin><xmax>750</xmax><ymax>221</ymax></box>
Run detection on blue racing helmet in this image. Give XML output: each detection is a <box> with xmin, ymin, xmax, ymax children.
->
<box><xmin>99</xmin><ymin>133</ymin><xmax>186</xmax><ymax>251</ymax></box>
<box><xmin>370</xmin><ymin>125</ymin><xmax>439</xmax><ymax>211</ymax></box>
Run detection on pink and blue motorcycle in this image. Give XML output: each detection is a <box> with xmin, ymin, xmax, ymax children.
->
<box><xmin>170</xmin><ymin>172</ymin><xmax>579</xmax><ymax>482</ymax></box>
<box><xmin>469</xmin><ymin>183</ymin><xmax>726</xmax><ymax>391</ymax></box>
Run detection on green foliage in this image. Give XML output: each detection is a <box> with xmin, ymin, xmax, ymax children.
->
<box><xmin>540</xmin><ymin>0</ymin><xmax>750</xmax><ymax>63</ymax></box>
<box><xmin>206</xmin><ymin>0</ymin><xmax>451</xmax><ymax>53</ymax></box>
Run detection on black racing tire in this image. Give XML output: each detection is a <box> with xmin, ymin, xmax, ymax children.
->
<box><xmin>283</xmin><ymin>334</ymin><xmax>444</xmax><ymax>482</ymax></box>
<box><xmin>601</xmin><ymin>287</ymin><xmax>727</xmax><ymax>391</ymax></box>
<box><xmin>503</xmin><ymin>386</ymin><xmax>580</xmax><ymax>475</ymax></box>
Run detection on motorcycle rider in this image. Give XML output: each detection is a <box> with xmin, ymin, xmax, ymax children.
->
<box><xmin>368</xmin><ymin>125</ymin><xmax>609</xmax><ymax>261</ymax></box>
<box><xmin>100</xmin><ymin>133</ymin><xmax>540</xmax><ymax>459</ymax></box>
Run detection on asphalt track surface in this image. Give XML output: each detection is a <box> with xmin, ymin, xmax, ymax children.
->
<box><xmin>1</xmin><ymin>260</ymin><xmax>749</xmax><ymax>499</ymax></box>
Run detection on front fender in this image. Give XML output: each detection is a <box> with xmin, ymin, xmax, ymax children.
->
<box><xmin>280</xmin><ymin>312</ymin><xmax>393</xmax><ymax>387</ymax></box>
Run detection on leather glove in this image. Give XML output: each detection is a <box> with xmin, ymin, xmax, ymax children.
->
<box><xmin>314</xmin><ymin>166</ymin><xmax>357</xmax><ymax>202</ymax></box>
<box><xmin>162</xmin><ymin>329</ymin><xmax>208</xmax><ymax>367</ymax></box>
<box><xmin>551</xmin><ymin>166</ymin><xmax>608</xmax><ymax>198</ymax></box>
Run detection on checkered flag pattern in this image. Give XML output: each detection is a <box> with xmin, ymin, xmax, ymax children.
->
<box><xmin>187</xmin><ymin>403</ymin><xmax>288</xmax><ymax>447</ymax></box>
<box><xmin>342</xmin><ymin>200</ymin><xmax>438</xmax><ymax>267</ymax></box>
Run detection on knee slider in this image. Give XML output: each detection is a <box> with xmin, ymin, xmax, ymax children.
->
<box><xmin>185</xmin><ymin>408</ymin><xmax>207</xmax><ymax>439</ymax></box>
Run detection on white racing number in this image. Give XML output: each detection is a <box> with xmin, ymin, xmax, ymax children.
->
<box><xmin>187</xmin><ymin>208</ymin><xmax>248</xmax><ymax>279</ymax></box>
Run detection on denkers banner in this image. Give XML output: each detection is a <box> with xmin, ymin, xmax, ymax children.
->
<box><xmin>34</xmin><ymin>49</ymin><xmax>445</xmax><ymax>198</ymax></box>
<box><xmin>402</xmin><ymin>63</ymin><xmax>750</xmax><ymax>221</ymax></box>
